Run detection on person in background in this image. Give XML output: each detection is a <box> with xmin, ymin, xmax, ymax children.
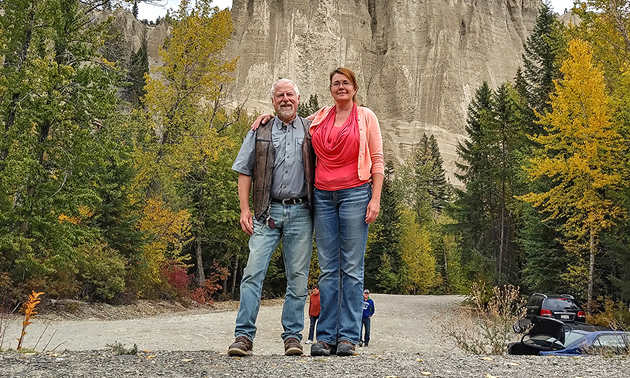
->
<box><xmin>228</xmin><ymin>78</ymin><xmax>316</xmax><ymax>356</ymax></box>
<box><xmin>360</xmin><ymin>289</ymin><xmax>375</xmax><ymax>347</ymax></box>
<box><xmin>306</xmin><ymin>286</ymin><xmax>320</xmax><ymax>344</ymax></box>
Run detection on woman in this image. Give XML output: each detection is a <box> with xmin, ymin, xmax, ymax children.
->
<box><xmin>252</xmin><ymin>68</ymin><xmax>383</xmax><ymax>356</ymax></box>
<box><xmin>307</xmin><ymin>67</ymin><xmax>383</xmax><ymax>357</ymax></box>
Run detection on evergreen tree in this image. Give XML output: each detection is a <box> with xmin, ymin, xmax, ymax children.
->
<box><xmin>365</xmin><ymin>163</ymin><xmax>404</xmax><ymax>292</ymax></box>
<box><xmin>298</xmin><ymin>94</ymin><xmax>319</xmax><ymax>118</ymax></box>
<box><xmin>127</xmin><ymin>34</ymin><xmax>150</xmax><ymax>107</ymax></box>
<box><xmin>0</xmin><ymin>0</ymin><xmax>128</xmax><ymax>300</ymax></box>
<box><xmin>428</xmin><ymin>134</ymin><xmax>450</xmax><ymax>211</ymax></box>
<box><xmin>453</xmin><ymin>81</ymin><xmax>529</xmax><ymax>284</ymax></box>
<box><xmin>522</xmin><ymin>2</ymin><xmax>567</xmax><ymax>117</ymax></box>
<box><xmin>453</xmin><ymin>82</ymin><xmax>495</xmax><ymax>282</ymax></box>
<box><xmin>403</xmin><ymin>133</ymin><xmax>451</xmax><ymax>223</ymax></box>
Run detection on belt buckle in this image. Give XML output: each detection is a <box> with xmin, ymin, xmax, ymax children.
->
<box><xmin>282</xmin><ymin>198</ymin><xmax>295</xmax><ymax>205</ymax></box>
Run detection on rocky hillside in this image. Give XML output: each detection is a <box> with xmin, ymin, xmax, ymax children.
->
<box><xmin>225</xmin><ymin>0</ymin><xmax>542</xmax><ymax>184</ymax></box>
<box><xmin>105</xmin><ymin>1</ymin><xmax>543</xmax><ymax>184</ymax></box>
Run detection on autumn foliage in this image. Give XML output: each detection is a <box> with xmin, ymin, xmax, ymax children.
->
<box><xmin>16</xmin><ymin>291</ymin><xmax>44</xmax><ymax>350</ymax></box>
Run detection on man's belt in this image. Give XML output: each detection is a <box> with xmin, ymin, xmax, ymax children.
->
<box><xmin>271</xmin><ymin>197</ymin><xmax>308</xmax><ymax>205</ymax></box>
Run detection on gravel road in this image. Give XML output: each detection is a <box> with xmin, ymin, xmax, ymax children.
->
<box><xmin>1</xmin><ymin>294</ymin><xmax>628</xmax><ymax>377</ymax></box>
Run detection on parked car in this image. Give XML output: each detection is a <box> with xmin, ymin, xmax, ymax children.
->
<box><xmin>524</xmin><ymin>293</ymin><xmax>586</xmax><ymax>322</ymax></box>
<box><xmin>508</xmin><ymin>316</ymin><xmax>630</xmax><ymax>356</ymax></box>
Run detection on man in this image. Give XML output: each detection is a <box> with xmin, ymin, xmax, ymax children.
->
<box><xmin>360</xmin><ymin>289</ymin><xmax>375</xmax><ymax>347</ymax></box>
<box><xmin>228</xmin><ymin>79</ymin><xmax>315</xmax><ymax>356</ymax></box>
<box><xmin>306</xmin><ymin>286</ymin><xmax>320</xmax><ymax>344</ymax></box>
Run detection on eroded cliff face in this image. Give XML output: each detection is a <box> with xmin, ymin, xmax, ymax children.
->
<box><xmin>226</xmin><ymin>0</ymin><xmax>541</xmax><ymax>184</ymax></box>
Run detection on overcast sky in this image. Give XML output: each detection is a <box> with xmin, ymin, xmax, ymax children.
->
<box><xmin>139</xmin><ymin>0</ymin><xmax>577</xmax><ymax>23</ymax></box>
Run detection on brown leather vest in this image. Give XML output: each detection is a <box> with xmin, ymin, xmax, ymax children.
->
<box><xmin>252</xmin><ymin>117</ymin><xmax>315</xmax><ymax>221</ymax></box>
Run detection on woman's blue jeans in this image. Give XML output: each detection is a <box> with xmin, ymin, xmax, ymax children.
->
<box><xmin>314</xmin><ymin>183</ymin><xmax>371</xmax><ymax>345</ymax></box>
<box><xmin>234</xmin><ymin>202</ymin><xmax>313</xmax><ymax>341</ymax></box>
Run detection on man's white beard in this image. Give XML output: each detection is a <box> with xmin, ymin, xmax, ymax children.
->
<box><xmin>278</xmin><ymin>105</ymin><xmax>295</xmax><ymax>120</ymax></box>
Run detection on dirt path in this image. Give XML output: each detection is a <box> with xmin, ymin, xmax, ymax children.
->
<box><xmin>2</xmin><ymin>294</ymin><xmax>463</xmax><ymax>355</ymax></box>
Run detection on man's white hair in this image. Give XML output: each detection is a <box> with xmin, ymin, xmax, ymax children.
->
<box><xmin>270</xmin><ymin>78</ymin><xmax>300</xmax><ymax>100</ymax></box>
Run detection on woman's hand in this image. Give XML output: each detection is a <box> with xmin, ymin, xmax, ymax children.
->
<box><xmin>251</xmin><ymin>114</ymin><xmax>273</xmax><ymax>130</ymax></box>
<box><xmin>365</xmin><ymin>198</ymin><xmax>380</xmax><ymax>224</ymax></box>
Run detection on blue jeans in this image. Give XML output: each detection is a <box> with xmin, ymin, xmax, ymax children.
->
<box><xmin>234</xmin><ymin>202</ymin><xmax>313</xmax><ymax>341</ymax></box>
<box><xmin>314</xmin><ymin>183</ymin><xmax>371</xmax><ymax>345</ymax></box>
<box><xmin>307</xmin><ymin>315</ymin><xmax>318</xmax><ymax>341</ymax></box>
<box><xmin>361</xmin><ymin>317</ymin><xmax>371</xmax><ymax>345</ymax></box>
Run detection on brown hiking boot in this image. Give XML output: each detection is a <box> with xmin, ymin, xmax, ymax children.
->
<box><xmin>310</xmin><ymin>341</ymin><xmax>336</xmax><ymax>356</ymax></box>
<box><xmin>336</xmin><ymin>340</ymin><xmax>356</xmax><ymax>356</ymax></box>
<box><xmin>228</xmin><ymin>336</ymin><xmax>253</xmax><ymax>356</ymax></box>
<box><xmin>284</xmin><ymin>337</ymin><xmax>303</xmax><ymax>355</ymax></box>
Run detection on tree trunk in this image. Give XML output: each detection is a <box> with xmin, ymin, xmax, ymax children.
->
<box><xmin>443</xmin><ymin>247</ymin><xmax>449</xmax><ymax>293</ymax></box>
<box><xmin>587</xmin><ymin>227</ymin><xmax>595</xmax><ymax>315</ymax></box>
<box><xmin>195</xmin><ymin>235</ymin><xmax>205</xmax><ymax>287</ymax></box>
<box><xmin>231</xmin><ymin>252</ymin><xmax>240</xmax><ymax>300</ymax></box>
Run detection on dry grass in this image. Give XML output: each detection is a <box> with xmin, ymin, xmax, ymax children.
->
<box><xmin>436</xmin><ymin>283</ymin><xmax>526</xmax><ymax>355</ymax></box>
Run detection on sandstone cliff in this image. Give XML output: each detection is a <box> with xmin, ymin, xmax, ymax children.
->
<box><xmin>225</xmin><ymin>0</ymin><xmax>542</xmax><ymax>184</ymax></box>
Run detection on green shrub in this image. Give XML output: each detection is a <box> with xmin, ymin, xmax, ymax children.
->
<box><xmin>77</xmin><ymin>242</ymin><xmax>127</xmax><ymax>301</ymax></box>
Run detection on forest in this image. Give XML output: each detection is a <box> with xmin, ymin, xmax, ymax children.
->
<box><xmin>1</xmin><ymin>0</ymin><xmax>629</xmax><ymax>322</ymax></box>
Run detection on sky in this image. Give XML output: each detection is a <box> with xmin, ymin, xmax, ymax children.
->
<box><xmin>138</xmin><ymin>0</ymin><xmax>233</xmax><ymax>21</ymax></box>
<box><xmin>139</xmin><ymin>0</ymin><xmax>576</xmax><ymax>22</ymax></box>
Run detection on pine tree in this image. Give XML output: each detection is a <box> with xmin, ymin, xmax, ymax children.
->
<box><xmin>522</xmin><ymin>2</ymin><xmax>567</xmax><ymax>117</ymax></box>
<box><xmin>454</xmin><ymin>81</ymin><xmax>529</xmax><ymax>284</ymax></box>
<box><xmin>428</xmin><ymin>134</ymin><xmax>450</xmax><ymax>211</ymax></box>
<box><xmin>298</xmin><ymin>94</ymin><xmax>319</xmax><ymax>118</ymax></box>
<box><xmin>453</xmin><ymin>82</ymin><xmax>495</xmax><ymax>281</ymax></box>
<box><xmin>365</xmin><ymin>163</ymin><xmax>404</xmax><ymax>292</ymax></box>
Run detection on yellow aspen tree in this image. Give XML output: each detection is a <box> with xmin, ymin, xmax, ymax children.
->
<box><xmin>136</xmin><ymin>0</ymin><xmax>238</xmax><ymax>288</ymax></box>
<box><xmin>520</xmin><ymin>39</ymin><xmax>625</xmax><ymax>314</ymax></box>
<box><xmin>399</xmin><ymin>209</ymin><xmax>437</xmax><ymax>294</ymax></box>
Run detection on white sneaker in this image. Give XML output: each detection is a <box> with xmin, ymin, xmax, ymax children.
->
<box><xmin>305</xmin><ymin>340</ymin><xmax>312</xmax><ymax>344</ymax></box>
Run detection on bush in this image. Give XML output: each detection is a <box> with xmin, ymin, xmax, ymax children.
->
<box><xmin>190</xmin><ymin>260</ymin><xmax>228</xmax><ymax>305</ymax></box>
<box><xmin>587</xmin><ymin>297</ymin><xmax>630</xmax><ymax>329</ymax></box>
<box><xmin>437</xmin><ymin>282</ymin><xmax>526</xmax><ymax>355</ymax></box>
<box><xmin>160</xmin><ymin>260</ymin><xmax>193</xmax><ymax>300</ymax></box>
<box><xmin>77</xmin><ymin>242</ymin><xmax>127</xmax><ymax>301</ymax></box>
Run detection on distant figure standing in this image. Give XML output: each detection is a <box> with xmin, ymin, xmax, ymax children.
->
<box><xmin>306</xmin><ymin>287</ymin><xmax>321</xmax><ymax>344</ymax></box>
<box><xmin>360</xmin><ymin>289</ymin><xmax>375</xmax><ymax>347</ymax></box>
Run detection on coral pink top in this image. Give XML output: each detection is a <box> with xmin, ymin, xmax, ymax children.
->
<box><xmin>311</xmin><ymin>104</ymin><xmax>367</xmax><ymax>190</ymax></box>
<box><xmin>309</xmin><ymin>105</ymin><xmax>384</xmax><ymax>185</ymax></box>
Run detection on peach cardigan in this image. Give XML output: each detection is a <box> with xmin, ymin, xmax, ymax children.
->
<box><xmin>309</xmin><ymin>106</ymin><xmax>384</xmax><ymax>181</ymax></box>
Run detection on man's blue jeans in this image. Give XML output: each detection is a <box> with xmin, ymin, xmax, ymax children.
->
<box><xmin>234</xmin><ymin>202</ymin><xmax>313</xmax><ymax>341</ymax></box>
<box><xmin>314</xmin><ymin>183</ymin><xmax>371</xmax><ymax>345</ymax></box>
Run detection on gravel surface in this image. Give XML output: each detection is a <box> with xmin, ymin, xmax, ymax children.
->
<box><xmin>1</xmin><ymin>294</ymin><xmax>628</xmax><ymax>377</ymax></box>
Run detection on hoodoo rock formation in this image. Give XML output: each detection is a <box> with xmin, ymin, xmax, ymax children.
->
<box><xmin>225</xmin><ymin>0</ymin><xmax>542</xmax><ymax>183</ymax></box>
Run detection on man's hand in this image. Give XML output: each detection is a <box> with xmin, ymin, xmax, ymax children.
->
<box><xmin>251</xmin><ymin>114</ymin><xmax>273</xmax><ymax>130</ymax></box>
<box><xmin>240</xmin><ymin>208</ymin><xmax>254</xmax><ymax>235</ymax></box>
